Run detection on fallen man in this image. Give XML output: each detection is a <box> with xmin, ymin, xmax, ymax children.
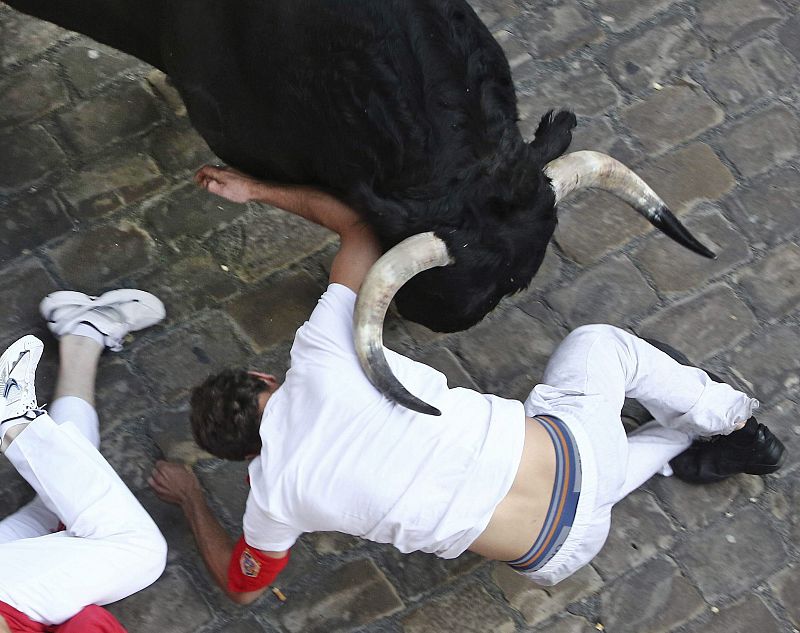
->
<box><xmin>149</xmin><ymin>167</ymin><xmax>786</xmax><ymax>603</ymax></box>
<box><xmin>0</xmin><ymin>290</ymin><xmax>168</xmax><ymax>632</ymax></box>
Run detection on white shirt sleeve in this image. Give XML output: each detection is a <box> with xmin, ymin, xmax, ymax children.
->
<box><xmin>290</xmin><ymin>283</ymin><xmax>359</xmax><ymax>364</ymax></box>
<box><xmin>242</xmin><ymin>490</ymin><xmax>302</xmax><ymax>552</ymax></box>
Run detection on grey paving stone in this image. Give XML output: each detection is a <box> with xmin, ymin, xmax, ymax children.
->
<box><xmin>631</xmin><ymin>207</ymin><xmax>750</xmax><ymax>294</ymax></box>
<box><xmin>769</xmin><ymin>566</ymin><xmax>800</xmax><ymax>629</ymax></box>
<box><xmin>376</xmin><ymin>548</ymin><xmax>476</xmax><ymax>602</ymax></box>
<box><xmin>548</xmin><ymin>256</ymin><xmax>658</xmax><ymax>329</ymax></box>
<box><xmin>100</xmin><ymin>417</ymin><xmax>157</xmax><ymax>492</ymax></box>
<box><xmin>95</xmin><ymin>354</ymin><xmax>157</xmax><ymax>418</ymax></box>
<box><xmin>305</xmin><ymin>531</ymin><xmax>362</xmax><ymax>556</ymax></box>
<box><xmin>107</xmin><ymin>565</ymin><xmax>215</xmax><ymax>633</ymax></box>
<box><xmin>568</xmin><ymin>117</ymin><xmax>641</xmax><ymax>166</ymax></box>
<box><xmin>0</xmin><ymin>461</ymin><xmax>33</xmax><ymax>521</ymax></box>
<box><xmin>492</xmin><ymin>562</ymin><xmax>602</xmax><ymax>627</ymax></box>
<box><xmin>536</xmin><ymin>614</ymin><xmax>597</xmax><ymax>633</ymax></box>
<box><xmin>516</xmin><ymin>59</ymin><xmax>620</xmax><ymax>118</ymax></box>
<box><xmin>735</xmin><ymin>243</ymin><xmax>800</xmax><ymax>319</ymax></box>
<box><xmin>416</xmin><ymin>347</ymin><xmax>479</xmax><ymax>391</ymax></box>
<box><xmin>454</xmin><ymin>306</ymin><xmax>563</xmax><ymax>401</ymax></box>
<box><xmin>0</xmin><ymin>10</ymin><xmax>65</xmax><ymax>68</ymax></box>
<box><xmin>135</xmin><ymin>247</ymin><xmax>239</xmax><ymax>322</ymax></box>
<box><xmin>401</xmin><ymin>584</ymin><xmax>515</xmax><ymax>633</ymax></box>
<box><xmin>207</xmin><ymin>206</ymin><xmax>334</xmax><ymax>282</ymax></box>
<box><xmin>47</xmin><ymin>221</ymin><xmax>155</xmax><ymax>290</ymax></box>
<box><xmin>198</xmin><ymin>460</ymin><xmax>250</xmax><ymax>525</ymax></box>
<box><xmin>132</xmin><ymin>311</ymin><xmax>253</xmax><ymax>402</ymax></box>
<box><xmin>147</xmin><ymin>69</ymin><xmax>187</xmax><ymax>116</ymax></box>
<box><xmin>136</xmin><ymin>489</ymin><xmax>203</xmax><ymax>565</ymax></box>
<box><xmin>718</xmin><ymin>106</ymin><xmax>800</xmax><ymax>178</ymax></box>
<box><xmin>697</xmin><ymin>0</ymin><xmax>784</xmax><ymax>44</ymax></box>
<box><xmin>638</xmin><ymin>284</ymin><xmax>757</xmax><ymax>361</ymax></box>
<box><xmin>279</xmin><ymin>558</ymin><xmax>403</xmax><ymax>633</ymax></box>
<box><xmin>599</xmin><ymin>557</ymin><xmax>704</xmax><ymax>633</ymax></box>
<box><xmin>57</xmin><ymin>82</ymin><xmax>163</xmax><ymax>154</ymax></box>
<box><xmin>702</xmin><ymin>38</ymin><xmax>799</xmax><ymax>115</ymax></box>
<box><xmin>684</xmin><ymin>594</ymin><xmax>784</xmax><ymax>633</ymax></box>
<box><xmin>147</xmin><ymin>408</ymin><xmax>210</xmax><ymax>466</ymax></box>
<box><xmin>761</xmin><ymin>400</ymin><xmax>800</xmax><ymax>477</ymax></box>
<box><xmin>621</xmin><ymin>85</ymin><xmax>724</xmax><ymax>154</ymax></box>
<box><xmin>555</xmin><ymin>144</ymin><xmax>734</xmax><ymax>265</ymax></box>
<box><xmin>143</xmin><ymin>183</ymin><xmax>246</xmax><ymax>244</ymax></box>
<box><xmin>779</xmin><ymin>15</ymin><xmax>800</xmax><ymax>62</ymax></box>
<box><xmin>58</xmin><ymin>40</ymin><xmax>140</xmax><ymax>97</ymax></box>
<box><xmin>723</xmin><ymin>322</ymin><xmax>800</xmax><ymax>404</ymax></box>
<box><xmin>592</xmin><ymin>490</ymin><xmax>677</xmax><ymax>579</ymax></box>
<box><xmin>517</xmin><ymin>4</ymin><xmax>605</xmax><ymax>60</ymax></box>
<box><xmin>0</xmin><ymin>123</ymin><xmax>66</xmax><ymax>191</ymax></box>
<box><xmin>676</xmin><ymin>504</ymin><xmax>788</xmax><ymax>601</ymax></box>
<box><xmin>225</xmin><ymin>271</ymin><xmax>324</xmax><ymax>352</ymax></box>
<box><xmin>607</xmin><ymin>16</ymin><xmax>710</xmax><ymax>91</ymax></box>
<box><xmin>145</xmin><ymin>122</ymin><xmax>216</xmax><ymax>175</ymax></box>
<box><xmin>495</xmin><ymin>29</ymin><xmax>530</xmax><ymax>71</ymax></box>
<box><xmin>0</xmin><ymin>60</ymin><xmax>68</xmax><ymax>128</ymax></box>
<box><xmin>637</xmin><ymin>143</ymin><xmax>736</xmax><ymax>216</ymax></box>
<box><xmin>470</xmin><ymin>0</ymin><xmax>521</xmax><ymax>31</ymax></box>
<box><xmin>727</xmin><ymin>166</ymin><xmax>800</xmax><ymax>246</ymax></box>
<box><xmin>59</xmin><ymin>152</ymin><xmax>166</xmax><ymax>220</ymax></box>
<box><xmin>0</xmin><ymin>191</ymin><xmax>72</xmax><ymax>265</ymax></box>
<box><xmin>0</xmin><ymin>258</ymin><xmax>57</xmax><ymax>337</ymax></box>
<box><xmin>217</xmin><ymin>617</ymin><xmax>268</xmax><ymax>633</ymax></box>
<box><xmin>647</xmin><ymin>474</ymin><xmax>764</xmax><ymax>532</ymax></box>
<box><xmin>583</xmin><ymin>0</ymin><xmax>679</xmax><ymax>33</ymax></box>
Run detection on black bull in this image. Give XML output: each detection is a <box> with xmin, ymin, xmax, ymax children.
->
<box><xmin>5</xmin><ymin>0</ymin><xmax>714</xmax><ymax>413</ymax></box>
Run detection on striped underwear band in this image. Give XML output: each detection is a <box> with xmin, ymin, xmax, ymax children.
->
<box><xmin>506</xmin><ymin>414</ymin><xmax>582</xmax><ymax>572</ymax></box>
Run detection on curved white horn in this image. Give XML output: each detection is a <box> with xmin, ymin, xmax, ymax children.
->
<box><xmin>354</xmin><ymin>232</ymin><xmax>453</xmax><ymax>416</ymax></box>
<box><xmin>545</xmin><ymin>150</ymin><xmax>715</xmax><ymax>258</ymax></box>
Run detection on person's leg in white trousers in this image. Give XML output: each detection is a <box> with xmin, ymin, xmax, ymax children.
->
<box><xmin>0</xmin><ymin>335</ymin><xmax>166</xmax><ymax>625</ymax></box>
<box><xmin>526</xmin><ymin>324</ymin><xmax>759</xmax><ymax>508</ymax></box>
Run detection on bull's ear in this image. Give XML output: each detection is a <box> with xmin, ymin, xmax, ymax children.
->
<box><xmin>528</xmin><ymin>110</ymin><xmax>577</xmax><ymax>165</ymax></box>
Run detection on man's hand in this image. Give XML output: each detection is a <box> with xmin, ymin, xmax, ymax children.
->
<box><xmin>149</xmin><ymin>460</ymin><xmax>203</xmax><ymax>507</ymax></box>
<box><xmin>195</xmin><ymin>165</ymin><xmax>263</xmax><ymax>204</ymax></box>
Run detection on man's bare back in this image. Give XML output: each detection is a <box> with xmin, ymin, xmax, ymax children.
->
<box><xmin>469</xmin><ymin>417</ymin><xmax>557</xmax><ymax>561</ymax></box>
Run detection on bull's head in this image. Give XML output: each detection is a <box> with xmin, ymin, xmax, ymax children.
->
<box><xmin>354</xmin><ymin>150</ymin><xmax>715</xmax><ymax>415</ymax></box>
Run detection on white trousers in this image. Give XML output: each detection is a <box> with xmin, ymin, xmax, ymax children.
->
<box><xmin>521</xmin><ymin>324</ymin><xmax>758</xmax><ymax>585</ymax></box>
<box><xmin>0</xmin><ymin>397</ymin><xmax>167</xmax><ymax>626</ymax></box>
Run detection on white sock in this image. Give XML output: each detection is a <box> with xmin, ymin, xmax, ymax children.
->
<box><xmin>69</xmin><ymin>323</ymin><xmax>106</xmax><ymax>348</ymax></box>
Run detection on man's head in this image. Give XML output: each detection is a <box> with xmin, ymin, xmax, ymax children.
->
<box><xmin>190</xmin><ymin>368</ymin><xmax>278</xmax><ymax>460</ymax></box>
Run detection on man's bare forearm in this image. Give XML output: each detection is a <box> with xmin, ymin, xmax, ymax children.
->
<box><xmin>250</xmin><ymin>182</ymin><xmax>363</xmax><ymax>237</ymax></box>
<box><xmin>181</xmin><ymin>490</ymin><xmax>235</xmax><ymax>596</ymax></box>
<box><xmin>0</xmin><ymin>615</ymin><xmax>10</xmax><ymax>633</ymax></box>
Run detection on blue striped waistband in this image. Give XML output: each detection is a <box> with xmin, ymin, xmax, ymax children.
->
<box><xmin>506</xmin><ymin>414</ymin><xmax>582</xmax><ymax>572</ymax></box>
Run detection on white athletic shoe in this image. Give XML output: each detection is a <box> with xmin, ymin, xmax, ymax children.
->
<box><xmin>0</xmin><ymin>335</ymin><xmax>44</xmax><ymax>427</ymax></box>
<box><xmin>40</xmin><ymin>289</ymin><xmax>166</xmax><ymax>352</ymax></box>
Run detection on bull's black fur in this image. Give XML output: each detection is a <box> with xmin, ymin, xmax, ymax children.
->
<box><xmin>6</xmin><ymin>0</ymin><xmax>577</xmax><ymax>332</ymax></box>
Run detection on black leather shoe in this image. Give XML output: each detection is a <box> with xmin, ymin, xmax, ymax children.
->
<box><xmin>670</xmin><ymin>418</ymin><xmax>786</xmax><ymax>484</ymax></box>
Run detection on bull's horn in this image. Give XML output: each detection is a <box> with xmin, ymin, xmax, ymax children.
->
<box><xmin>544</xmin><ymin>150</ymin><xmax>716</xmax><ymax>259</ymax></box>
<box><xmin>354</xmin><ymin>232</ymin><xmax>453</xmax><ymax>416</ymax></box>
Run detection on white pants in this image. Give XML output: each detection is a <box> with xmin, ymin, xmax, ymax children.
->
<box><xmin>521</xmin><ymin>324</ymin><xmax>758</xmax><ymax>585</ymax></box>
<box><xmin>0</xmin><ymin>397</ymin><xmax>167</xmax><ymax>626</ymax></box>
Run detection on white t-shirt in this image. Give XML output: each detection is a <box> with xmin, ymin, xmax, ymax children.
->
<box><xmin>243</xmin><ymin>284</ymin><xmax>525</xmax><ymax>558</ymax></box>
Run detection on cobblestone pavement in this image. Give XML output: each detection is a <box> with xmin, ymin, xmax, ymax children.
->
<box><xmin>1</xmin><ymin>1</ymin><xmax>798</xmax><ymax>632</ymax></box>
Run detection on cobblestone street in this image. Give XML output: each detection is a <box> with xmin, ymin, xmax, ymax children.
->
<box><xmin>0</xmin><ymin>0</ymin><xmax>798</xmax><ymax>631</ymax></box>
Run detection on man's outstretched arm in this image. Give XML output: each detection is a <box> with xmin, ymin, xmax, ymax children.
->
<box><xmin>196</xmin><ymin>165</ymin><xmax>382</xmax><ymax>292</ymax></box>
<box><xmin>148</xmin><ymin>461</ymin><xmax>286</xmax><ymax>606</ymax></box>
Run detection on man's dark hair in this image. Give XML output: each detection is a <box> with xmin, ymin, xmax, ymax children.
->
<box><xmin>190</xmin><ymin>369</ymin><xmax>268</xmax><ymax>461</ymax></box>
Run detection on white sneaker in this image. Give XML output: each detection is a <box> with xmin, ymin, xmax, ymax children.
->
<box><xmin>0</xmin><ymin>335</ymin><xmax>44</xmax><ymax>426</ymax></box>
<box><xmin>40</xmin><ymin>289</ymin><xmax>166</xmax><ymax>352</ymax></box>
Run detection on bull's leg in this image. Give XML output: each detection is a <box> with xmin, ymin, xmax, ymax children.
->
<box><xmin>4</xmin><ymin>0</ymin><xmax>166</xmax><ymax>70</ymax></box>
